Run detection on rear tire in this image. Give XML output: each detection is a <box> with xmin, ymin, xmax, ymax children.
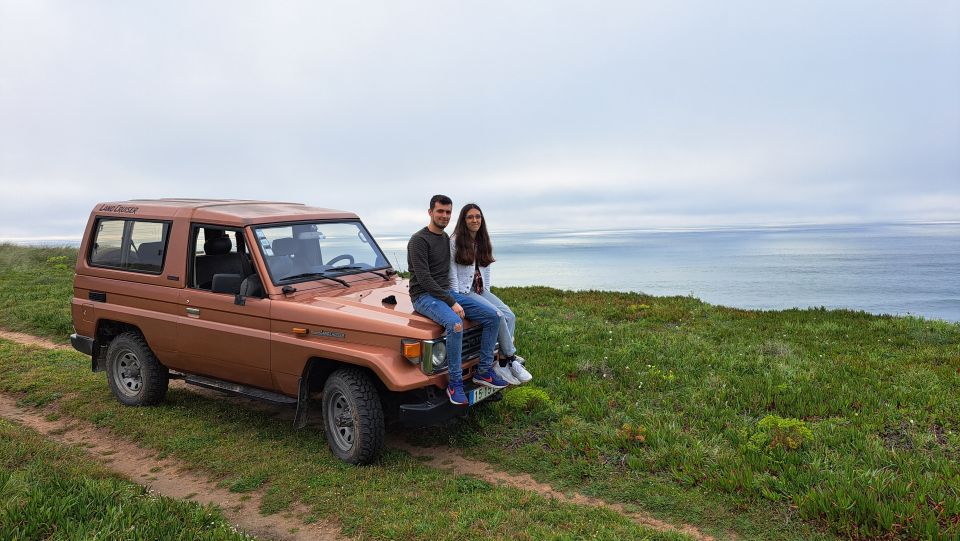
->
<box><xmin>105</xmin><ymin>332</ymin><xmax>169</xmax><ymax>406</ymax></box>
<box><xmin>322</xmin><ymin>368</ymin><xmax>385</xmax><ymax>464</ymax></box>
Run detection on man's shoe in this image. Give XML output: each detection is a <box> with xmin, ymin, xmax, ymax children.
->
<box><xmin>472</xmin><ymin>369</ymin><xmax>509</xmax><ymax>389</ymax></box>
<box><xmin>447</xmin><ymin>384</ymin><xmax>468</xmax><ymax>406</ymax></box>
<box><xmin>510</xmin><ymin>358</ymin><xmax>533</xmax><ymax>383</ymax></box>
<box><xmin>493</xmin><ymin>362</ymin><xmax>521</xmax><ymax>385</ymax></box>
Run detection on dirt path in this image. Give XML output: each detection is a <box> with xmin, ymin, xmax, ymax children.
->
<box><xmin>391</xmin><ymin>440</ymin><xmax>714</xmax><ymax>540</ymax></box>
<box><xmin>0</xmin><ymin>394</ymin><xmax>346</xmax><ymax>541</ymax></box>
<box><xmin>0</xmin><ymin>329</ymin><xmax>69</xmax><ymax>349</ymax></box>
<box><xmin>1</xmin><ymin>330</ymin><xmax>718</xmax><ymax>541</ymax></box>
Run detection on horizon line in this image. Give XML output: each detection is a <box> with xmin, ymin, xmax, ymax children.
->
<box><xmin>3</xmin><ymin>219</ymin><xmax>959</xmax><ymax>243</ymax></box>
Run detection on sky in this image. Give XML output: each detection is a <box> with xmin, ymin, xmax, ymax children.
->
<box><xmin>1</xmin><ymin>1</ymin><xmax>958</xmax><ymax>239</ymax></box>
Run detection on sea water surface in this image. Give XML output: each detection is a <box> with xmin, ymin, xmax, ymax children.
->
<box><xmin>377</xmin><ymin>223</ymin><xmax>960</xmax><ymax>323</ymax></box>
<box><xmin>10</xmin><ymin>223</ymin><xmax>960</xmax><ymax>322</ymax></box>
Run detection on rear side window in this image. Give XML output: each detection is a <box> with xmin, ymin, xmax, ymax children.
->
<box><xmin>89</xmin><ymin>218</ymin><xmax>171</xmax><ymax>274</ymax></box>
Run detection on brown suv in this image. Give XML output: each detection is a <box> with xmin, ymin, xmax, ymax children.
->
<box><xmin>70</xmin><ymin>199</ymin><xmax>501</xmax><ymax>464</ymax></box>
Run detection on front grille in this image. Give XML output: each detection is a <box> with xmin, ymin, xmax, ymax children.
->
<box><xmin>461</xmin><ymin>325</ymin><xmax>483</xmax><ymax>360</ymax></box>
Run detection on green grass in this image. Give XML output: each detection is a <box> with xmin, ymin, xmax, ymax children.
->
<box><xmin>2</xmin><ymin>244</ymin><xmax>959</xmax><ymax>539</ymax></box>
<box><xmin>465</xmin><ymin>288</ymin><xmax>960</xmax><ymax>540</ymax></box>
<box><xmin>0</xmin><ymin>244</ymin><xmax>76</xmax><ymax>342</ymax></box>
<box><xmin>0</xmin><ymin>417</ymin><xmax>253</xmax><ymax>541</ymax></box>
<box><xmin>0</xmin><ymin>341</ymin><xmax>682</xmax><ymax>541</ymax></box>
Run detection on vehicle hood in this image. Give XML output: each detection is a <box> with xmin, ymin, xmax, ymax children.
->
<box><xmin>276</xmin><ymin>279</ymin><xmax>441</xmax><ymax>337</ymax></box>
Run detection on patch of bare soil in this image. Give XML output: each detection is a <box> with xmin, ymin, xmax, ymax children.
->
<box><xmin>0</xmin><ymin>394</ymin><xmax>346</xmax><ymax>541</ymax></box>
<box><xmin>0</xmin><ymin>330</ymin><xmax>69</xmax><ymax>350</ymax></box>
<box><xmin>2</xmin><ymin>329</ymin><xmax>720</xmax><ymax>540</ymax></box>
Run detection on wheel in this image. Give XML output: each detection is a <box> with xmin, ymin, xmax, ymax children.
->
<box><xmin>105</xmin><ymin>331</ymin><xmax>169</xmax><ymax>406</ymax></box>
<box><xmin>326</xmin><ymin>254</ymin><xmax>355</xmax><ymax>267</ymax></box>
<box><xmin>322</xmin><ymin>368</ymin><xmax>384</xmax><ymax>464</ymax></box>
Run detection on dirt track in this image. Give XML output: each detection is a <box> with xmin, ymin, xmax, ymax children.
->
<box><xmin>0</xmin><ymin>330</ymin><xmax>717</xmax><ymax>541</ymax></box>
<box><xmin>0</xmin><ymin>393</ymin><xmax>346</xmax><ymax>541</ymax></box>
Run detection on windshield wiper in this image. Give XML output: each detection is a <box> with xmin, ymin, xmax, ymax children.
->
<box><xmin>327</xmin><ymin>265</ymin><xmax>398</xmax><ymax>281</ymax></box>
<box><xmin>326</xmin><ymin>265</ymin><xmax>363</xmax><ymax>272</ymax></box>
<box><xmin>279</xmin><ymin>272</ymin><xmax>349</xmax><ymax>287</ymax></box>
<box><xmin>372</xmin><ymin>268</ymin><xmax>399</xmax><ymax>280</ymax></box>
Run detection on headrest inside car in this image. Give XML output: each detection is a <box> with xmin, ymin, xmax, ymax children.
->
<box><xmin>204</xmin><ymin>236</ymin><xmax>232</xmax><ymax>255</ymax></box>
<box><xmin>272</xmin><ymin>237</ymin><xmax>298</xmax><ymax>257</ymax></box>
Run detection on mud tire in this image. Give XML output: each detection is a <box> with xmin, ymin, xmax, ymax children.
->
<box><xmin>322</xmin><ymin>368</ymin><xmax>385</xmax><ymax>465</ymax></box>
<box><xmin>105</xmin><ymin>331</ymin><xmax>169</xmax><ymax>406</ymax></box>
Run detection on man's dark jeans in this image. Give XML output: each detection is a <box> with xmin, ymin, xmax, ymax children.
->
<box><xmin>412</xmin><ymin>292</ymin><xmax>500</xmax><ymax>385</ymax></box>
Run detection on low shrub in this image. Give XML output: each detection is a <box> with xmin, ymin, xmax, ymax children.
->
<box><xmin>749</xmin><ymin>415</ymin><xmax>813</xmax><ymax>451</ymax></box>
<box><xmin>502</xmin><ymin>386</ymin><xmax>552</xmax><ymax>412</ymax></box>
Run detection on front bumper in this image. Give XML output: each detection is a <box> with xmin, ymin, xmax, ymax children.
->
<box><xmin>70</xmin><ymin>333</ymin><xmax>94</xmax><ymax>355</ymax></box>
<box><xmin>398</xmin><ymin>381</ymin><xmax>502</xmax><ymax>427</ymax></box>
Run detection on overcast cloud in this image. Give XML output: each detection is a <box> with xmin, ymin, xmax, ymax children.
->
<box><xmin>1</xmin><ymin>1</ymin><xmax>958</xmax><ymax>239</ymax></box>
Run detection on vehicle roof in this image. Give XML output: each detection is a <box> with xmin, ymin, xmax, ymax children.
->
<box><xmin>93</xmin><ymin>199</ymin><xmax>359</xmax><ymax>225</ymax></box>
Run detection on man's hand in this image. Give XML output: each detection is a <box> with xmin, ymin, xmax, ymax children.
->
<box><xmin>452</xmin><ymin>302</ymin><xmax>465</xmax><ymax>319</ymax></box>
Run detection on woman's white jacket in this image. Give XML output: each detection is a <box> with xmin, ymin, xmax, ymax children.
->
<box><xmin>449</xmin><ymin>235</ymin><xmax>492</xmax><ymax>294</ymax></box>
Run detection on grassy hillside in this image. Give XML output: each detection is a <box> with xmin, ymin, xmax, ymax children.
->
<box><xmin>0</xmin><ymin>244</ymin><xmax>75</xmax><ymax>341</ymax></box>
<box><xmin>1</xmin><ymin>243</ymin><xmax>958</xmax><ymax>540</ymax></box>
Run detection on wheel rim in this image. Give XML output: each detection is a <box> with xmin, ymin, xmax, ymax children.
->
<box><xmin>112</xmin><ymin>350</ymin><xmax>143</xmax><ymax>397</ymax></box>
<box><xmin>327</xmin><ymin>391</ymin><xmax>355</xmax><ymax>452</ymax></box>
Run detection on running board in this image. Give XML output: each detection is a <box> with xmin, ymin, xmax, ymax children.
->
<box><xmin>183</xmin><ymin>375</ymin><xmax>297</xmax><ymax>406</ymax></box>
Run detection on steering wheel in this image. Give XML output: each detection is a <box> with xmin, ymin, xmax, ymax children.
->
<box><xmin>326</xmin><ymin>254</ymin><xmax>355</xmax><ymax>267</ymax></box>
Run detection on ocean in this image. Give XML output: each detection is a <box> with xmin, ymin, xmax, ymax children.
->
<box><xmin>9</xmin><ymin>223</ymin><xmax>960</xmax><ymax>323</ymax></box>
<box><xmin>377</xmin><ymin>223</ymin><xmax>960</xmax><ymax>323</ymax></box>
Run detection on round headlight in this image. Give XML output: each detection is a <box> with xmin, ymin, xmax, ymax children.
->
<box><xmin>431</xmin><ymin>341</ymin><xmax>447</xmax><ymax>368</ymax></box>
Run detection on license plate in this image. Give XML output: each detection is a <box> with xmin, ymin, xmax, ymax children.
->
<box><xmin>468</xmin><ymin>385</ymin><xmax>498</xmax><ymax>405</ymax></box>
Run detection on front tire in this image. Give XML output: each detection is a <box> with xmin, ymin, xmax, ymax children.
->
<box><xmin>322</xmin><ymin>368</ymin><xmax>385</xmax><ymax>464</ymax></box>
<box><xmin>105</xmin><ymin>332</ymin><xmax>169</xmax><ymax>406</ymax></box>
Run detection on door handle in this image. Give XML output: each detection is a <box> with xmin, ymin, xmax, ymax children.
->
<box><xmin>185</xmin><ymin>307</ymin><xmax>200</xmax><ymax>317</ymax></box>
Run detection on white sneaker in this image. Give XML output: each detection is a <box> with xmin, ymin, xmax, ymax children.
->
<box><xmin>509</xmin><ymin>357</ymin><xmax>532</xmax><ymax>383</ymax></box>
<box><xmin>493</xmin><ymin>362</ymin><xmax>521</xmax><ymax>386</ymax></box>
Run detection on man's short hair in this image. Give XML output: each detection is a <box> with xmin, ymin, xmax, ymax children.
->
<box><xmin>429</xmin><ymin>194</ymin><xmax>452</xmax><ymax>210</ymax></box>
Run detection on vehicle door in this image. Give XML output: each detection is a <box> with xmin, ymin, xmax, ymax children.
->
<box><xmin>176</xmin><ymin>225</ymin><xmax>273</xmax><ymax>389</ymax></box>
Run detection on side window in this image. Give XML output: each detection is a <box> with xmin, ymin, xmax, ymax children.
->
<box><xmin>190</xmin><ymin>226</ymin><xmax>253</xmax><ymax>294</ymax></box>
<box><xmin>89</xmin><ymin>220</ymin><xmax>126</xmax><ymax>268</ymax></box>
<box><xmin>128</xmin><ymin>221</ymin><xmax>168</xmax><ymax>273</ymax></box>
<box><xmin>89</xmin><ymin>218</ymin><xmax>170</xmax><ymax>274</ymax></box>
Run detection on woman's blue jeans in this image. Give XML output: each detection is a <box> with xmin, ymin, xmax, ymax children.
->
<box><xmin>464</xmin><ymin>289</ymin><xmax>517</xmax><ymax>357</ymax></box>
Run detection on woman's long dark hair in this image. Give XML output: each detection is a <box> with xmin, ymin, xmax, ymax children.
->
<box><xmin>453</xmin><ymin>203</ymin><xmax>495</xmax><ymax>267</ymax></box>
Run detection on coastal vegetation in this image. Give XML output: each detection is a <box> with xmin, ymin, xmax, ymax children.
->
<box><xmin>1</xmin><ymin>244</ymin><xmax>958</xmax><ymax>540</ymax></box>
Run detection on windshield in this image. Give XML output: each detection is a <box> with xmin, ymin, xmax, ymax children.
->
<box><xmin>252</xmin><ymin>220</ymin><xmax>392</xmax><ymax>285</ymax></box>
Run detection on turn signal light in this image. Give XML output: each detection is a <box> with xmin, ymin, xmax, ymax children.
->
<box><xmin>292</xmin><ymin>327</ymin><xmax>308</xmax><ymax>335</ymax></box>
<box><xmin>402</xmin><ymin>340</ymin><xmax>421</xmax><ymax>359</ymax></box>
